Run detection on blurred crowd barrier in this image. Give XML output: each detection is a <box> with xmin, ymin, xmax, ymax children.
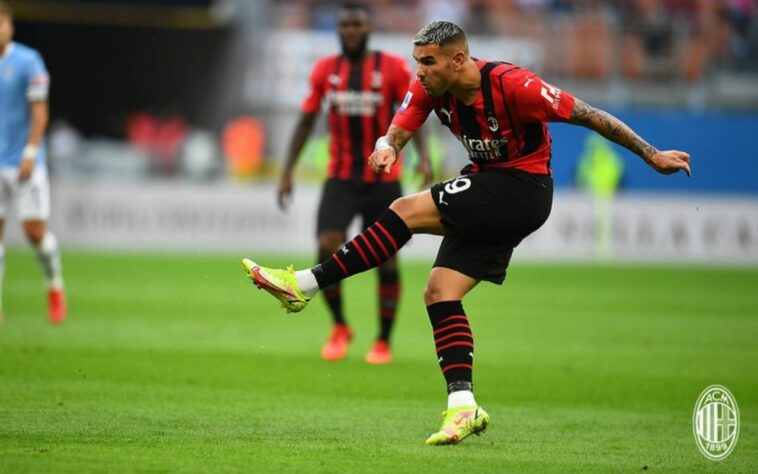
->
<box><xmin>2</xmin><ymin>181</ymin><xmax>756</xmax><ymax>263</ymax></box>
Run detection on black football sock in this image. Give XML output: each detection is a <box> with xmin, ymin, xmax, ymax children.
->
<box><xmin>427</xmin><ymin>300</ymin><xmax>474</xmax><ymax>393</ymax></box>
<box><xmin>378</xmin><ymin>269</ymin><xmax>400</xmax><ymax>342</ymax></box>
<box><xmin>312</xmin><ymin>210</ymin><xmax>411</xmax><ymax>289</ymax></box>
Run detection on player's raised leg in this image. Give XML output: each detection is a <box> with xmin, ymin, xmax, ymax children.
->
<box><xmin>242</xmin><ymin>190</ymin><xmax>443</xmax><ymax>313</ymax></box>
<box><xmin>423</xmin><ymin>267</ymin><xmax>490</xmax><ymax>445</ymax></box>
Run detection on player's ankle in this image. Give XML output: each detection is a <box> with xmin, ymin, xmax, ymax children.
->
<box><xmin>295</xmin><ymin>269</ymin><xmax>319</xmax><ymax>297</ymax></box>
<box><xmin>447</xmin><ymin>381</ymin><xmax>476</xmax><ymax>409</ymax></box>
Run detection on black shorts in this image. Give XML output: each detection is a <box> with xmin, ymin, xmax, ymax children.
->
<box><xmin>430</xmin><ymin>169</ymin><xmax>553</xmax><ymax>284</ymax></box>
<box><xmin>317</xmin><ymin>178</ymin><xmax>402</xmax><ymax>235</ymax></box>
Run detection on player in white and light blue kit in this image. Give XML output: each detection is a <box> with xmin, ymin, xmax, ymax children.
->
<box><xmin>0</xmin><ymin>2</ymin><xmax>66</xmax><ymax>323</ymax></box>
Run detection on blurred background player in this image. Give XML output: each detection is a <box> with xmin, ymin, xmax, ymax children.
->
<box><xmin>0</xmin><ymin>2</ymin><xmax>66</xmax><ymax>324</ymax></box>
<box><xmin>277</xmin><ymin>2</ymin><xmax>432</xmax><ymax>364</ymax></box>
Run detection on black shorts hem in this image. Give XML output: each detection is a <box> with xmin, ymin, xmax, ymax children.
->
<box><xmin>431</xmin><ymin>263</ymin><xmax>508</xmax><ymax>285</ymax></box>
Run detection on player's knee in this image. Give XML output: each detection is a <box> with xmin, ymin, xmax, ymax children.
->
<box><xmin>423</xmin><ymin>282</ymin><xmax>445</xmax><ymax>306</ymax></box>
<box><xmin>22</xmin><ymin>222</ymin><xmax>45</xmax><ymax>245</ymax></box>
<box><xmin>389</xmin><ymin>192</ymin><xmax>440</xmax><ymax>233</ymax></box>
<box><xmin>389</xmin><ymin>195</ymin><xmax>422</xmax><ymax>230</ymax></box>
<box><xmin>388</xmin><ymin>195</ymin><xmax>412</xmax><ymax>218</ymax></box>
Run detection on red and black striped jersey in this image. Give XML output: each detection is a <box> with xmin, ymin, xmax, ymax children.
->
<box><xmin>392</xmin><ymin>60</ymin><xmax>576</xmax><ymax>175</ymax></box>
<box><xmin>302</xmin><ymin>51</ymin><xmax>412</xmax><ymax>183</ymax></box>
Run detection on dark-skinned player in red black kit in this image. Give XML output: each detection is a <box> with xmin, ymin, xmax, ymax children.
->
<box><xmin>243</xmin><ymin>21</ymin><xmax>691</xmax><ymax>445</ymax></box>
<box><xmin>277</xmin><ymin>3</ymin><xmax>432</xmax><ymax>364</ymax></box>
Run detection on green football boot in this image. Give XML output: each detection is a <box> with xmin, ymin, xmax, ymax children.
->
<box><xmin>425</xmin><ymin>405</ymin><xmax>490</xmax><ymax>446</ymax></box>
<box><xmin>241</xmin><ymin>258</ymin><xmax>311</xmax><ymax>314</ymax></box>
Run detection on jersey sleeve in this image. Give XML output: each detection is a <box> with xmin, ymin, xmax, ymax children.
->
<box><xmin>26</xmin><ymin>50</ymin><xmax>50</xmax><ymax>102</ymax></box>
<box><xmin>391</xmin><ymin>79</ymin><xmax>433</xmax><ymax>133</ymax></box>
<box><xmin>510</xmin><ymin>70</ymin><xmax>575</xmax><ymax>123</ymax></box>
<box><xmin>301</xmin><ymin>59</ymin><xmax>329</xmax><ymax>113</ymax></box>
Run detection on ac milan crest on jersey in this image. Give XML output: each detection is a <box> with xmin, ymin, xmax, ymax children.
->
<box><xmin>371</xmin><ymin>71</ymin><xmax>382</xmax><ymax>89</ymax></box>
<box><xmin>487</xmin><ymin>116</ymin><xmax>499</xmax><ymax>132</ymax></box>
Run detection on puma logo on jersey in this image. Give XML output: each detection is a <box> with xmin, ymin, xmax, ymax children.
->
<box><xmin>440</xmin><ymin>107</ymin><xmax>452</xmax><ymax>123</ymax></box>
<box><xmin>438</xmin><ymin>191</ymin><xmax>448</xmax><ymax>206</ymax></box>
<box><xmin>341</xmin><ymin>245</ymin><xmax>349</xmax><ymax>255</ymax></box>
<box><xmin>524</xmin><ymin>78</ymin><xmax>534</xmax><ymax>87</ymax></box>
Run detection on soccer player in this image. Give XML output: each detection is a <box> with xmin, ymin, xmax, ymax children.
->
<box><xmin>0</xmin><ymin>2</ymin><xmax>66</xmax><ymax>324</ymax></box>
<box><xmin>278</xmin><ymin>3</ymin><xmax>431</xmax><ymax>364</ymax></box>
<box><xmin>244</xmin><ymin>21</ymin><xmax>691</xmax><ymax>444</ymax></box>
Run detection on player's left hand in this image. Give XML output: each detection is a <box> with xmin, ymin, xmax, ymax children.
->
<box><xmin>18</xmin><ymin>160</ymin><xmax>35</xmax><ymax>182</ymax></box>
<box><xmin>647</xmin><ymin>150</ymin><xmax>691</xmax><ymax>177</ymax></box>
<box><xmin>416</xmin><ymin>159</ymin><xmax>434</xmax><ymax>187</ymax></box>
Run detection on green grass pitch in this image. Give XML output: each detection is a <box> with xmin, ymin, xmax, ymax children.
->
<box><xmin>0</xmin><ymin>249</ymin><xmax>756</xmax><ymax>472</ymax></box>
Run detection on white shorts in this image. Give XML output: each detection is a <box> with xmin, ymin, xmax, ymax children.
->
<box><xmin>0</xmin><ymin>165</ymin><xmax>51</xmax><ymax>221</ymax></box>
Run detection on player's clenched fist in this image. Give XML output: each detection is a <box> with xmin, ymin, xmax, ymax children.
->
<box><xmin>369</xmin><ymin>148</ymin><xmax>397</xmax><ymax>174</ymax></box>
<box><xmin>369</xmin><ymin>136</ymin><xmax>397</xmax><ymax>174</ymax></box>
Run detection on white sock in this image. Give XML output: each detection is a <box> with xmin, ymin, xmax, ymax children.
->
<box><xmin>448</xmin><ymin>390</ymin><xmax>476</xmax><ymax>409</ymax></box>
<box><xmin>33</xmin><ymin>231</ymin><xmax>64</xmax><ymax>289</ymax></box>
<box><xmin>295</xmin><ymin>269</ymin><xmax>319</xmax><ymax>297</ymax></box>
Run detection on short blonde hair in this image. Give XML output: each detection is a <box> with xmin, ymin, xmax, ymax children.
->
<box><xmin>413</xmin><ymin>21</ymin><xmax>467</xmax><ymax>51</ymax></box>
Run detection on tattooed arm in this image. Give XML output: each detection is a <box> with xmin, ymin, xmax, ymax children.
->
<box><xmin>368</xmin><ymin>125</ymin><xmax>415</xmax><ymax>174</ymax></box>
<box><xmin>568</xmin><ymin>98</ymin><xmax>691</xmax><ymax>177</ymax></box>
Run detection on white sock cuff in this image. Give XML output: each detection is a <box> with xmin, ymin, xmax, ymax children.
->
<box><xmin>448</xmin><ymin>390</ymin><xmax>476</xmax><ymax>409</ymax></box>
<box><xmin>295</xmin><ymin>269</ymin><xmax>319</xmax><ymax>297</ymax></box>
